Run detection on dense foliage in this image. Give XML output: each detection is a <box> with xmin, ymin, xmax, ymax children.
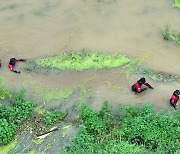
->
<box><xmin>62</xmin><ymin>102</ymin><xmax>180</xmax><ymax>154</ymax></box>
<box><xmin>0</xmin><ymin>91</ymin><xmax>33</xmax><ymax>145</ymax></box>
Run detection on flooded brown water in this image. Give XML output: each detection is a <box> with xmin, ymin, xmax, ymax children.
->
<box><xmin>0</xmin><ymin>0</ymin><xmax>180</xmax><ymax>109</ymax></box>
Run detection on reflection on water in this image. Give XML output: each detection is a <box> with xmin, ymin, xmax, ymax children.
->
<box><xmin>0</xmin><ymin>0</ymin><xmax>180</xmax><ymax>108</ymax></box>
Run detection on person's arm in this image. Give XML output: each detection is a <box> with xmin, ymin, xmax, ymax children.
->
<box><xmin>144</xmin><ymin>82</ymin><xmax>154</xmax><ymax>89</ymax></box>
<box><xmin>137</xmin><ymin>88</ymin><xmax>147</xmax><ymax>93</ymax></box>
<box><xmin>11</xmin><ymin>69</ymin><xmax>20</xmax><ymax>74</ymax></box>
<box><xmin>18</xmin><ymin>59</ymin><xmax>27</xmax><ymax>62</ymax></box>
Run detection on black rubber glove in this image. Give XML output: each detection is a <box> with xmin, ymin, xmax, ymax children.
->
<box><xmin>138</xmin><ymin>88</ymin><xmax>147</xmax><ymax>93</ymax></box>
<box><xmin>19</xmin><ymin>59</ymin><xmax>27</xmax><ymax>62</ymax></box>
<box><xmin>13</xmin><ymin>70</ymin><xmax>21</xmax><ymax>74</ymax></box>
<box><xmin>148</xmin><ymin>85</ymin><xmax>154</xmax><ymax>89</ymax></box>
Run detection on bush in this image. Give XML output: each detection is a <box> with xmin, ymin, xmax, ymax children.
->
<box><xmin>44</xmin><ymin>111</ymin><xmax>65</xmax><ymax>125</ymax></box>
<box><xmin>0</xmin><ymin>91</ymin><xmax>33</xmax><ymax>145</ymax></box>
<box><xmin>62</xmin><ymin>102</ymin><xmax>180</xmax><ymax>154</ymax></box>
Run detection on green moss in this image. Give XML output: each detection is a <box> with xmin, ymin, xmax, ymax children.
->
<box><xmin>172</xmin><ymin>0</ymin><xmax>180</xmax><ymax>8</ymax></box>
<box><xmin>35</xmin><ymin>50</ymin><xmax>133</xmax><ymax>71</ymax></box>
<box><xmin>34</xmin><ymin>87</ymin><xmax>73</xmax><ymax>101</ymax></box>
<box><xmin>0</xmin><ymin>141</ymin><xmax>16</xmax><ymax>154</ymax></box>
<box><xmin>43</xmin><ymin>89</ymin><xmax>73</xmax><ymax>101</ymax></box>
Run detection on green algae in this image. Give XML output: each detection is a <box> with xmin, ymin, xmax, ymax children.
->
<box><xmin>34</xmin><ymin>87</ymin><xmax>73</xmax><ymax>101</ymax></box>
<box><xmin>0</xmin><ymin>141</ymin><xmax>16</xmax><ymax>154</ymax></box>
<box><xmin>35</xmin><ymin>50</ymin><xmax>133</xmax><ymax>71</ymax></box>
<box><xmin>172</xmin><ymin>0</ymin><xmax>180</xmax><ymax>8</ymax></box>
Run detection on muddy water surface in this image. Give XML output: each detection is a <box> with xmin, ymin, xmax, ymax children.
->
<box><xmin>0</xmin><ymin>0</ymin><xmax>180</xmax><ymax>108</ymax></box>
<box><xmin>0</xmin><ymin>0</ymin><xmax>180</xmax><ymax>153</ymax></box>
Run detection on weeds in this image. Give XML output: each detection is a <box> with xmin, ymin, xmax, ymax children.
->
<box><xmin>172</xmin><ymin>0</ymin><xmax>180</xmax><ymax>8</ymax></box>
<box><xmin>44</xmin><ymin>111</ymin><xmax>65</xmax><ymax>125</ymax></box>
<box><xmin>0</xmin><ymin>91</ymin><xmax>33</xmax><ymax>145</ymax></box>
<box><xmin>170</xmin><ymin>32</ymin><xmax>180</xmax><ymax>45</ymax></box>
<box><xmin>159</xmin><ymin>24</ymin><xmax>180</xmax><ymax>45</ymax></box>
<box><xmin>62</xmin><ymin>102</ymin><xmax>180</xmax><ymax>154</ymax></box>
<box><xmin>160</xmin><ymin>24</ymin><xmax>170</xmax><ymax>40</ymax></box>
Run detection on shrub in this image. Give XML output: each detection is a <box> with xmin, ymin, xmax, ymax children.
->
<box><xmin>44</xmin><ymin>111</ymin><xmax>65</xmax><ymax>125</ymax></box>
<box><xmin>62</xmin><ymin>102</ymin><xmax>180</xmax><ymax>154</ymax></box>
<box><xmin>0</xmin><ymin>91</ymin><xmax>33</xmax><ymax>145</ymax></box>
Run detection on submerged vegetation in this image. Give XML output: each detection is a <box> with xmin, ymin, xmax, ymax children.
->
<box><xmin>159</xmin><ymin>24</ymin><xmax>180</xmax><ymax>45</ymax></box>
<box><xmin>35</xmin><ymin>50</ymin><xmax>134</xmax><ymax>71</ymax></box>
<box><xmin>160</xmin><ymin>24</ymin><xmax>170</xmax><ymax>40</ymax></box>
<box><xmin>170</xmin><ymin>33</ymin><xmax>180</xmax><ymax>45</ymax></box>
<box><xmin>135</xmin><ymin>66</ymin><xmax>180</xmax><ymax>82</ymax></box>
<box><xmin>62</xmin><ymin>102</ymin><xmax>180</xmax><ymax>154</ymax></box>
<box><xmin>34</xmin><ymin>87</ymin><xmax>74</xmax><ymax>101</ymax></box>
<box><xmin>172</xmin><ymin>0</ymin><xmax>180</xmax><ymax>8</ymax></box>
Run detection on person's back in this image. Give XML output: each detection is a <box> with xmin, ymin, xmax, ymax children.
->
<box><xmin>8</xmin><ymin>58</ymin><xmax>26</xmax><ymax>74</ymax></box>
<box><xmin>170</xmin><ymin>90</ymin><xmax>180</xmax><ymax>109</ymax></box>
<box><xmin>132</xmin><ymin>77</ymin><xmax>154</xmax><ymax>93</ymax></box>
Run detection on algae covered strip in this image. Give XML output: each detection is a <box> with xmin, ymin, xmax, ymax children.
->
<box><xmin>35</xmin><ymin>50</ymin><xmax>134</xmax><ymax>71</ymax></box>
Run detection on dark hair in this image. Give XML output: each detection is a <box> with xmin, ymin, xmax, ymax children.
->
<box><xmin>174</xmin><ymin>90</ymin><xmax>180</xmax><ymax>96</ymax></box>
<box><xmin>139</xmin><ymin>77</ymin><xmax>146</xmax><ymax>83</ymax></box>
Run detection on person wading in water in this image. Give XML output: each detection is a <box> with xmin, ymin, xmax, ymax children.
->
<box><xmin>170</xmin><ymin>90</ymin><xmax>180</xmax><ymax>110</ymax></box>
<box><xmin>132</xmin><ymin>77</ymin><xmax>154</xmax><ymax>93</ymax></box>
<box><xmin>8</xmin><ymin>58</ymin><xmax>26</xmax><ymax>74</ymax></box>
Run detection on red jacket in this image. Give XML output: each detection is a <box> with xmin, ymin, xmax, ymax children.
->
<box><xmin>170</xmin><ymin>94</ymin><xmax>179</xmax><ymax>104</ymax></box>
<box><xmin>133</xmin><ymin>82</ymin><xmax>148</xmax><ymax>92</ymax></box>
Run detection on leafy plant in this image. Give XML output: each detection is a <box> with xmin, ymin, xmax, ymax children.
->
<box><xmin>62</xmin><ymin>102</ymin><xmax>180</xmax><ymax>154</ymax></box>
<box><xmin>172</xmin><ymin>0</ymin><xmax>180</xmax><ymax>8</ymax></box>
<box><xmin>0</xmin><ymin>91</ymin><xmax>34</xmax><ymax>145</ymax></box>
<box><xmin>44</xmin><ymin>111</ymin><xmax>65</xmax><ymax>125</ymax></box>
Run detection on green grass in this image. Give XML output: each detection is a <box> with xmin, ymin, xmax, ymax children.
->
<box><xmin>62</xmin><ymin>102</ymin><xmax>180</xmax><ymax>154</ymax></box>
<box><xmin>170</xmin><ymin>33</ymin><xmax>180</xmax><ymax>45</ymax></box>
<box><xmin>172</xmin><ymin>0</ymin><xmax>180</xmax><ymax>8</ymax></box>
<box><xmin>35</xmin><ymin>50</ymin><xmax>134</xmax><ymax>71</ymax></box>
<box><xmin>159</xmin><ymin>24</ymin><xmax>170</xmax><ymax>40</ymax></box>
<box><xmin>159</xmin><ymin>25</ymin><xmax>180</xmax><ymax>45</ymax></box>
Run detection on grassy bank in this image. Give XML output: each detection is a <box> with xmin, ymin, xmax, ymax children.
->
<box><xmin>62</xmin><ymin>102</ymin><xmax>180</xmax><ymax>154</ymax></box>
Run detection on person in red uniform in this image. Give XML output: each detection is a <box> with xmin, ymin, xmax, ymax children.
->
<box><xmin>8</xmin><ymin>58</ymin><xmax>26</xmax><ymax>73</ymax></box>
<box><xmin>170</xmin><ymin>90</ymin><xmax>180</xmax><ymax>110</ymax></box>
<box><xmin>131</xmin><ymin>77</ymin><xmax>154</xmax><ymax>93</ymax></box>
